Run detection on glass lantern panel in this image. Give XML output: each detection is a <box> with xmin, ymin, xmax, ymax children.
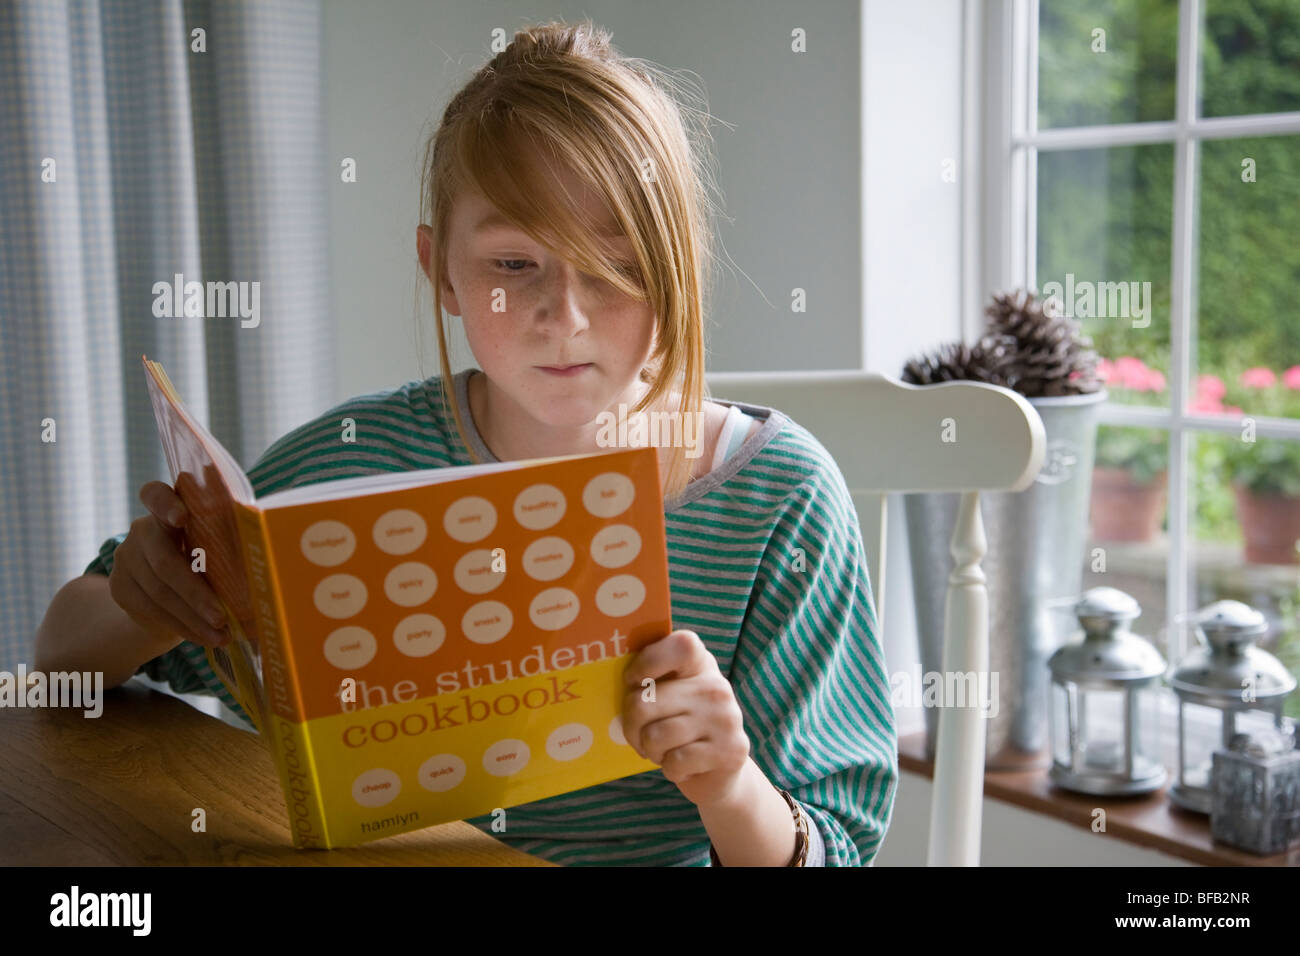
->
<box><xmin>1052</xmin><ymin>681</ymin><xmax>1073</xmax><ymax>767</ymax></box>
<box><xmin>1233</xmin><ymin>706</ymin><xmax>1283</xmax><ymax>743</ymax></box>
<box><xmin>1180</xmin><ymin>700</ymin><xmax>1223</xmax><ymax>790</ymax></box>
<box><xmin>1140</xmin><ymin>684</ymin><xmax>1177</xmax><ymax>770</ymax></box>
<box><xmin>1078</xmin><ymin>689</ymin><xmax>1127</xmax><ymax>773</ymax></box>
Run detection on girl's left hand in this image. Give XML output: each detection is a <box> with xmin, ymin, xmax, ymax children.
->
<box><xmin>621</xmin><ymin>628</ymin><xmax>751</xmax><ymax>808</ymax></box>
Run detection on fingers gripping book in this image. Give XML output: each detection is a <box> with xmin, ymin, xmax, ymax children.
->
<box><xmin>140</xmin><ymin>356</ymin><xmax>669</xmax><ymax>848</ymax></box>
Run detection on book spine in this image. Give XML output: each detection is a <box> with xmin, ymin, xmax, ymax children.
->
<box><xmin>232</xmin><ymin>501</ymin><xmax>331</xmax><ymax>849</ymax></box>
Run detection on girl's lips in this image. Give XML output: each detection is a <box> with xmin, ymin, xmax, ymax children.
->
<box><xmin>537</xmin><ymin>363</ymin><xmax>593</xmax><ymax>376</ymax></box>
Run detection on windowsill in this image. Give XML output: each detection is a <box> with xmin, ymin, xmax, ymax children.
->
<box><xmin>898</xmin><ymin>731</ymin><xmax>1300</xmax><ymax>867</ymax></box>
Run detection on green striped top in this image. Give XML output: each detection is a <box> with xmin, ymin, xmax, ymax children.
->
<box><xmin>84</xmin><ymin>368</ymin><xmax>897</xmax><ymax>866</ymax></box>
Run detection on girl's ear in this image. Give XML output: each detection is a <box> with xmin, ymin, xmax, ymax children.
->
<box><xmin>416</xmin><ymin>225</ymin><xmax>434</xmax><ymax>280</ymax></box>
<box><xmin>417</xmin><ymin>225</ymin><xmax>462</xmax><ymax>316</ymax></box>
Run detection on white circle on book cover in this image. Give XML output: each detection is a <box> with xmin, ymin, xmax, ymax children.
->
<box><xmin>443</xmin><ymin>496</ymin><xmax>497</xmax><ymax>543</ymax></box>
<box><xmin>582</xmin><ymin>472</ymin><xmax>635</xmax><ymax>518</ymax></box>
<box><xmin>608</xmin><ymin>714</ymin><xmax>629</xmax><ymax>746</ymax></box>
<box><xmin>462</xmin><ymin>600</ymin><xmax>513</xmax><ymax>644</ymax></box>
<box><xmin>521</xmin><ymin>536</ymin><xmax>574</xmax><ymax>581</ymax></box>
<box><xmin>514</xmin><ymin>483</ymin><xmax>567</xmax><ymax>530</ymax></box>
<box><xmin>546</xmin><ymin>723</ymin><xmax>594</xmax><ymax>761</ymax></box>
<box><xmin>453</xmin><ymin>548</ymin><xmax>506</xmax><ymax>594</ymax></box>
<box><xmin>324</xmin><ymin>626</ymin><xmax>377</xmax><ymax>669</ymax></box>
<box><xmin>590</xmin><ymin>524</ymin><xmax>641</xmax><ymax>568</ymax></box>
<box><xmin>529</xmin><ymin>587</ymin><xmax>580</xmax><ymax>631</ymax></box>
<box><xmin>483</xmin><ymin>739</ymin><xmax>530</xmax><ymax>777</ymax></box>
<box><xmin>393</xmin><ymin>613</ymin><xmax>445</xmax><ymax>657</ymax></box>
<box><xmin>384</xmin><ymin>561</ymin><xmax>437</xmax><ymax>606</ymax></box>
<box><xmin>300</xmin><ymin>520</ymin><xmax>356</xmax><ymax>567</ymax></box>
<box><xmin>372</xmin><ymin>509</ymin><xmax>427</xmax><ymax>555</ymax></box>
<box><xmin>352</xmin><ymin>768</ymin><xmax>400</xmax><ymax>808</ymax></box>
<box><xmin>418</xmin><ymin>754</ymin><xmax>466</xmax><ymax>792</ymax></box>
<box><xmin>595</xmin><ymin>574</ymin><xmax>646</xmax><ymax>617</ymax></box>
<box><xmin>314</xmin><ymin>574</ymin><xmax>368</xmax><ymax>618</ymax></box>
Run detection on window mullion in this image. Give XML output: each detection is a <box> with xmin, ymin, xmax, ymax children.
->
<box><xmin>1167</xmin><ymin>0</ymin><xmax>1203</xmax><ymax>666</ymax></box>
<box><xmin>1025</xmin><ymin>0</ymin><xmax>1039</xmax><ymax>287</ymax></box>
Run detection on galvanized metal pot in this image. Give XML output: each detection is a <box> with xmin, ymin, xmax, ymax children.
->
<box><xmin>904</xmin><ymin>389</ymin><xmax>1107</xmax><ymax>770</ymax></box>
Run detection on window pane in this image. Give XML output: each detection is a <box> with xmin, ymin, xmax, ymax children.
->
<box><xmin>1191</xmin><ymin>431</ymin><xmax>1300</xmax><ymax>721</ymax></box>
<box><xmin>1200</xmin><ymin>0</ymin><xmax>1300</xmax><ymax>118</ymax></box>
<box><xmin>1038</xmin><ymin>0</ymin><xmax>1178</xmax><ymax>129</ymax></box>
<box><xmin>1037</xmin><ymin>145</ymin><xmax>1174</xmax><ymax>408</ymax></box>
<box><xmin>1085</xmin><ymin>423</ymin><xmax>1170</xmax><ymax>658</ymax></box>
<box><xmin>1194</xmin><ymin>135</ymin><xmax>1300</xmax><ymax>419</ymax></box>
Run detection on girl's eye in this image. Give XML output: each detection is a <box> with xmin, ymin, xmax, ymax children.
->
<box><xmin>493</xmin><ymin>259</ymin><xmax>532</xmax><ymax>274</ymax></box>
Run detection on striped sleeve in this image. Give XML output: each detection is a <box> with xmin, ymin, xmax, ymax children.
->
<box><xmin>728</xmin><ymin>449</ymin><xmax>897</xmax><ymax>866</ymax></box>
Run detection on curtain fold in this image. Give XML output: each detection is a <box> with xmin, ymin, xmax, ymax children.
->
<box><xmin>0</xmin><ymin>0</ymin><xmax>334</xmax><ymax>668</ymax></box>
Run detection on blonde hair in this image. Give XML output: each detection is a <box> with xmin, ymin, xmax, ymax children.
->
<box><xmin>416</xmin><ymin>18</ymin><xmax>722</xmax><ymax>501</ymax></box>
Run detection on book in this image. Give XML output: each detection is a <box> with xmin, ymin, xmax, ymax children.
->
<box><xmin>139</xmin><ymin>355</ymin><xmax>669</xmax><ymax>848</ymax></box>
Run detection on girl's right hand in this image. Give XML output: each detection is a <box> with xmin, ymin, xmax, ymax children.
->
<box><xmin>108</xmin><ymin>480</ymin><xmax>231</xmax><ymax>649</ymax></box>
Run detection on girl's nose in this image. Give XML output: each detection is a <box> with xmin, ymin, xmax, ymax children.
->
<box><xmin>535</xmin><ymin>263</ymin><xmax>592</xmax><ymax>333</ymax></box>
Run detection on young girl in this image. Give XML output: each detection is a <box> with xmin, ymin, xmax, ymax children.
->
<box><xmin>37</xmin><ymin>19</ymin><xmax>896</xmax><ymax>867</ymax></box>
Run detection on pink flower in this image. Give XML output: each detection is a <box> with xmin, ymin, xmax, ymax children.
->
<box><xmin>1196</xmin><ymin>374</ymin><xmax>1226</xmax><ymax>400</ymax></box>
<box><xmin>1100</xmin><ymin>356</ymin><xmax>1167</xmax><ymax>392</ymax></box>
<box><xmin>1284</xmin><ymin>366</ymin><xmax>1300</xmax><ymax>390</ymax></box>
<box><xmin>1114</xmin><ymin>356</ymin><xmax>1146</xmax><ymax>387</ymax></box>
<box><xmin>1188</xmin><ymin>395</ymin><xmax>1225</xmax><ymax>415</ymax></box>
<box><xmin>1225</xmin><ymin>405</ymin><xmax>1243</xmax><ymax>415</ymax></box>
<box><xmin>1240</xmin><ymin>367</ymin><xmax>1276</xmax><ymax>388</ymax></box>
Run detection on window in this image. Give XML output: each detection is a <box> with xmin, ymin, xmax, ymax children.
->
<box><xmin>988</xmin><ymin>0</ymin><xmax>1300</xmax><ymax>722</ymax></box>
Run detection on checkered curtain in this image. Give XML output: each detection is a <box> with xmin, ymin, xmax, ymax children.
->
<box><xmin>0</xmin><ymin>0</ymin><xmax>335</xmax><ymax>668</ymax></box>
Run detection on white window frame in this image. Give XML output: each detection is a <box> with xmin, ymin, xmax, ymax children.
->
<box><xmin>977</xmin><ymin>0</ymin><xmax>1300</xmax><ymax>667</ymax></box>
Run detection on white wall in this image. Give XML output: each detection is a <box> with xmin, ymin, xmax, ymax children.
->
<box><xmin>322</xmin><ymin>0</ymin><xmax>865</xmax><ymax>398</ymax></box>
<box><xmin>862</xmin><ymin>0</ymin><xmax>966</xmax><ymax>744</ymax></box>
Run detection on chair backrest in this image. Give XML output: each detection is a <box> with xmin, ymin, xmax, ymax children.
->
<box><xmin>707</xmin><ymin>369</ymin><xmax>1046</xmax><ymax>866</ymax></box>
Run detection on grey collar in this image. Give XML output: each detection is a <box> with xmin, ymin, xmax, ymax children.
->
<box><xmin>449</xmin><ymin>368</ymin><xmax>785</xmax><ymax>513</ymax></box>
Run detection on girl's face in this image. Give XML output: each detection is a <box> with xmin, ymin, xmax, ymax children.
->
<box><xmin>426</xmin><ymin>165</ymin><xmax>657</xmax><ymax>430</ymax></box>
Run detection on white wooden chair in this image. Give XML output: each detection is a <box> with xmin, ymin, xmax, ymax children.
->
<box><xmin>706</xmin><ymin>369</ymin><xmax>1046</xmax><ymax>866</ymax></box>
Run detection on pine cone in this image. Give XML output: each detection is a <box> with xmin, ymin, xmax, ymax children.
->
<box><xmin>901</xmin><ymin>334</ymin><xmax>1018</xmax><ymax>387</ymax></box>
<box><xmin>984</xmin><ymin>290</ymin><xmax>1102</xmax><ymax>398</ymax></box>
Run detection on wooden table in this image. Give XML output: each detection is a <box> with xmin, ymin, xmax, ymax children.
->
<box><xmin>899</xmin><ymin>731</ymin><xmax>1300</xmax><ymax>866</ymax></box>
<box><xmin>0</xmin><ymin>680</ymin><xmax>553</xmax><ymax>865</ymax></box>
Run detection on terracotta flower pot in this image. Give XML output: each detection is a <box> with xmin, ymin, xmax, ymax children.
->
<box><xmin>1089</xmin><ymin>467</ymin><xmax>1167</xmax><ymax>542</ymax></box>
<box><xmin>1232</xmin><ymin>484</ymin><xmax>1300</xmax><ymax>564</ymax></box>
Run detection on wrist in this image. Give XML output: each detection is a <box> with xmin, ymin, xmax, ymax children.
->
<box><xmin>699</xmin><ymin>760</ymin><xmax>808</xmax><ymax>867</ymax></box>
<box><xmin>697</xmin><ymin>757</ymin><xmax>763</xmax><ymax>815</ymax></box>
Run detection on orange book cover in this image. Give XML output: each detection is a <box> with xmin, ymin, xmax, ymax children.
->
<box><xmin>139</xmin><ymin>355</ymin><xmax>668</xmax><ymax>848</ymax></box>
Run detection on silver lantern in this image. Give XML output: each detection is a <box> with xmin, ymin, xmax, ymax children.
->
<box><xmin>1047</xmin><ymin>587</ymin><xmax>1167</xmax><ymax>795</ymax></box>
<box><xmin>1168</xmin><ymin>600</ymin><xmax>1298</xmax><ymax>814</ymax></box>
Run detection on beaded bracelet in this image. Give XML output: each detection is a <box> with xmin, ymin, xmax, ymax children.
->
<box><xmin>709</xmin><ymin>788</ymin><xmax>809</xmax><ymax>867</ymax></box>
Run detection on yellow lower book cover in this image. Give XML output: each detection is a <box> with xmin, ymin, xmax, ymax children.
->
<box><xmin>276</xmin><ymin>653</ymin><xmax>653</xmax><ymax>848</ymax></box>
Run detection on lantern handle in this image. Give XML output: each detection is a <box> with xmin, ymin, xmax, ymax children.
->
<box><xmin>1169</xmin><ymin>611</ymin><xmax>1208</xmax><ymax>648</ymax></box>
